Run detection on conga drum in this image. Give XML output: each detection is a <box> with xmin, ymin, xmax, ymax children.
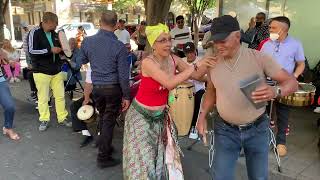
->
<box><xmin>77</xmin><ymin>105</ymin><xmax>98</xmax><ymax>135</ymax></box>
<box><xmin>58</xmin><ymin>30</ymin><xmax>72</xmax><ymax>58</ymax></box>
<box><xmin>168</xmin><ymin>82</ymin><xmax>195</xmax><ymax>136</ymax></box>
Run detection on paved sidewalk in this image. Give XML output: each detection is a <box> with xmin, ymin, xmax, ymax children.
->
<box><xmin>1</xmin><ymin>79</ymin><xmax>319</xmax><ymax>180</ymax></box>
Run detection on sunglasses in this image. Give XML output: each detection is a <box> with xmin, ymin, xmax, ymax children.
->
<box><xmin>155</xmin><ymin>38</ymin><xmax>172</xmax><ymax>43</ymax></box>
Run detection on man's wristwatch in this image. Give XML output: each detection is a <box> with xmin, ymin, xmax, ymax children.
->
<box><xmin>274</xmin><ymin>86</ymin><xmax>282</xmax><ymax>98</ymax></box>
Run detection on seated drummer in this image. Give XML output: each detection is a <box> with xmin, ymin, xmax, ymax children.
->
<box><xmin>182</xmin><ymin>42</ymin><xmax>206</xmax><ymax>139</ymax></box>
<box><xmin>70</xmin><ymin>65</ymin><xmax>94</xmax><ymax>148</ymax></box>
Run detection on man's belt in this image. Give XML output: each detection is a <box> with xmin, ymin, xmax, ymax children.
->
<box><xmin>221</xmin><ymin>113</ymin><xmax>266</xmax><ymax>131</ymax></box>
<box><xmin>93</xmin><ymin>84</ymin><xmax>120</xmax><ymax>89</ymax></box>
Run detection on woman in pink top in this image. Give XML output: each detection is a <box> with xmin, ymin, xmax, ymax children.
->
<box><xmin>1</xmin><ymin>39</ymin><xmax>21</xmax><ymax>83</ymax></box>
<box><xmin>122</xmin><ymin>23</ymin><xmax>215</xmax><ymax>180</ymax></box>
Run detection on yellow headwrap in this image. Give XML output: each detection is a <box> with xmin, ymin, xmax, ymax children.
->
<box><xmin>145</xmin><ymin>23</ymin><xmax>169</xmax><ymax>47</ymax></box>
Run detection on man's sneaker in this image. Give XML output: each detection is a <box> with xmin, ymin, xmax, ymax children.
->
<box><xmin>277</xmin><ymin>144</ymin><xmax>287</xmax><ymax>157</ymax></box>
<box><xmin>30</xmin><ymin>92</ymin><xmax>38</xmax><ymax>100</ymax></box>
<box><xmin>59</xmin><ymin>119</ymin><xmax>72</xmax><ymax>127</ymax></box>
<box><xmin>39</xmin><ymin>121</ymin><xmax>49</xmax><ymax>131</ymax></box>
<box><xmin>314</xmin><ymin>107</ymin><xmax>320</xmax><ymax>113</ymax></box>
<box><xmin>188</xmin><ymin>126</ymin><xmax>199</xmax><ymax>140</ymax></box>
<box><xmin>97</xmin><ymin>158</ymin><xmax>121</xmax><ymax>169</ymax></box>
<box><xmin>80</xmin><ymin>136</ymin><xmax>94</xmax><ymax>148</ymax></box>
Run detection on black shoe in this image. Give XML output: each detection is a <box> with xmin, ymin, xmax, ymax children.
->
<box><xmin>97</xmin><ymin>158</ymin><xmax>121</xmax><ymax>169</ymax></box>
<box><xmin>80</xmin><ymin>136</ymin><xmax>94</xmax><ymax>148</ymax></box>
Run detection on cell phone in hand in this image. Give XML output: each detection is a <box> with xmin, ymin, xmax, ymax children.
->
<box><xmin>239</xmin><ymin>74</ymin><xmax>267</xmax><ymax>109</ymax></box>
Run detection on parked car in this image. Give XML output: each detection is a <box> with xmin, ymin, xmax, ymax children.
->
<box><xmin>57</xmin><ymin>22</ymin><xmax>98</xmax><ymax>39</ymax></box>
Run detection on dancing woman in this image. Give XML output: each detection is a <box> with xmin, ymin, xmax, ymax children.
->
<box><xmin>123</xmin><ymin>24</ymin><xmax>215</xmax><ymax>180</ymax></box>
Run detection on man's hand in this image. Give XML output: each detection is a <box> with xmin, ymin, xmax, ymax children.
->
<box><xmin>51</xmin><ymin>47</ymin><xmax>62</xmax><ymax>54</ymax></box>
<box><xmin>249</xmin><ymin>17</ymin><xmax>255</xmax><ymax>29</ymax></box>
<box><xmin>82</xmin><ymin>98</ymin><xmax>92</xmax><ymax>106</ymax></box>
<box><xmin>196</xmin><ymin>112</ymin><xmax>207</xmax><ymax>137</ymax></box>
<box><xmin>252</xmin><ymin>84</ymin><xmax>276</xmax><ymax>103</ymax></box>
<box><xmin>121</xmin><ymin>99</ymin><xmax>130</xmax><ymax>112</ymax></box>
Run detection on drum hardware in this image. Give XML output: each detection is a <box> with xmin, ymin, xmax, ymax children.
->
<box><xmin>268</xmin><ymin>99</ymin><xmax>282</xmax><ymax>173</ymax></box>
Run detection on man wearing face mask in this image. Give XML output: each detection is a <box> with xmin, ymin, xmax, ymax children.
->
<box><xmin>260</xmin><ymin>16</ymin><xmax>305</xmax><ymax>157</ymax></box>
<box><xmin>245</xmin><ymin>12</ymin><xmax>269</xmax><ymax>50</ymax></box>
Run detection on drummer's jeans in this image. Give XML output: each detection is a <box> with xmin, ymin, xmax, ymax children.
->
<box><xmin>275</xmin><ymin>102</ymin><xmax>290</xmax><ymax>145</ymax></box>
<box><xmin>211</xmin><ymin>114</ymin><xmax>269</xmax><ymax>180</ymax></box>
<box><xmin>92</xmin><ymin>85</ymin><xmax>122</xmax><ymax>162</ymax></box>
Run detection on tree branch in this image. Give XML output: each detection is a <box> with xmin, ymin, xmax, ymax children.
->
<box><xmin>2</xmin><ymin>0</ymin><xmax>8</xmax><ymax>15</ymax></box>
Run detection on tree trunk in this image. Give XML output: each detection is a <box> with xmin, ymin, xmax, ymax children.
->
<box><xmin>143</xmin><ymin>0</ymin><xmax>172</xmax><ymax>25</ymax></box>
<box><xmin>0</xmin><ymin>0</ymin><xmax>5</xmax><ymax>45</ymax></box>
<box><xmin>193</xmin><ymin>14</ymin><xmax>202</xmax><ymax>49</ymax></box>
<box><xmin>143</xmin><ymin>0</ymin><xmax>173</xmax><ymax>53</ymax></box>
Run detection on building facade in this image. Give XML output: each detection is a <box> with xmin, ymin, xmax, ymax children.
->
<box><xmin>219</xmin><ymin>0</ymin><xmax>320</xmax><ymax>67</ymax></box>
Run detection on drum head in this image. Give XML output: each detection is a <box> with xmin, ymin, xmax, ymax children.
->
<box><xmin>77</xmin><ymin>105</ymin><xmax>94</xmax><ymax>121</ymax></box>
<box><xmin>177</xmin><ymin>82</ymin><xmax>194</xmax><ymax>88</ymax></box>
<box><xmin>58</xmin><ymin>31</ymin><xmax>72</xmax><ymax>58</ymax></box>
<box><xmin>298</xmin><ymin>83</ymin><xmax>316</xmax><ymax>93</ymax></box>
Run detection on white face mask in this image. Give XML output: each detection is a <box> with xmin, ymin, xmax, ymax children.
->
<box><xmin>269</xmin><ymin>30</ymin><xmax>282</xmax><ymax>41</ymax></box>
<box><xmin>269</xmin><ymin>33</ymin><xmax>280</xmax><ymax>41</ymax></box>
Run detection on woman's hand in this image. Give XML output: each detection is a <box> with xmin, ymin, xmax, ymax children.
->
<box><xmin>197</xmin><ymin>56</ymin><xmax>218</xmax><ymax>69</ymax></box>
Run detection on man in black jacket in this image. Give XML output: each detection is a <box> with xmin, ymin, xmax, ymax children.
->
<box><xmin>28</xmin><ymin>12</ymin><xmax>71</xmax><ymax>131</ymax></box>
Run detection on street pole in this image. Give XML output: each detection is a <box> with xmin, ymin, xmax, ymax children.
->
<box><xmin>8</xmin><ymin>0</ymin><xmax>15</xmax><ymax>41</ymax></box>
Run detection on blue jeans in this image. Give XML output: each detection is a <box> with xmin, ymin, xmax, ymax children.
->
<box><xmin>0</xmin><ymin>81</ymin><xmax>15</xmax><ymax>128</ymax></box>
<box><xmin>211</xmin><ymin>114</ymin><xmax>270</xmax><ymax>180</ymax></box>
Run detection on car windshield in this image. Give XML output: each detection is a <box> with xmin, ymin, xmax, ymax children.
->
<box><xmin>67</xmin><ymin>24</ymin><xmax>92</xmax><ymax>31</ymax></box>
<box><xmin>58</xmin><ymin>24</ymin><xmax>70</xmax><ymax>30</ymax></box>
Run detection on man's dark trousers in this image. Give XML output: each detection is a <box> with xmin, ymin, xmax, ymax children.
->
<box><xmin>93</xmin><ymin>85</ymin><xmax>122</xmax><ymax>163</ymax></box>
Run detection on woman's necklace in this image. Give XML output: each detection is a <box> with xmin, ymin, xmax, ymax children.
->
<box><xmin>152</xmin><ymin>55</ymin><xmax>170</xmax><ymax>72</ymax></box>
<box><xmin>223</xmin><ymin>48</ymin><xmax>242</xmax><ymax>72</ymax></box>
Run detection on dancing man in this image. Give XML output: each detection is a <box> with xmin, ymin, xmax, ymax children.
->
<box><xmin>196</xmin><ymin>15</ymin><xmax>298</xmax><ymax>180</ymax></box>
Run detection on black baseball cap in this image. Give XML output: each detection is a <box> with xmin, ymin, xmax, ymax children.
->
<box><xmin>210</xmin><ymin>15</ymin><xmax>240</xmax><ymax>41</ymax></box>
<box><xmin>119</xmin><ymin>19</ymin><xmax>126</xmax><ymax>23</ymax></box>
<box><xmin>183</xmin><ymin>42</ymin><xmax>196</xmax><ymax>54</ymax></box>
